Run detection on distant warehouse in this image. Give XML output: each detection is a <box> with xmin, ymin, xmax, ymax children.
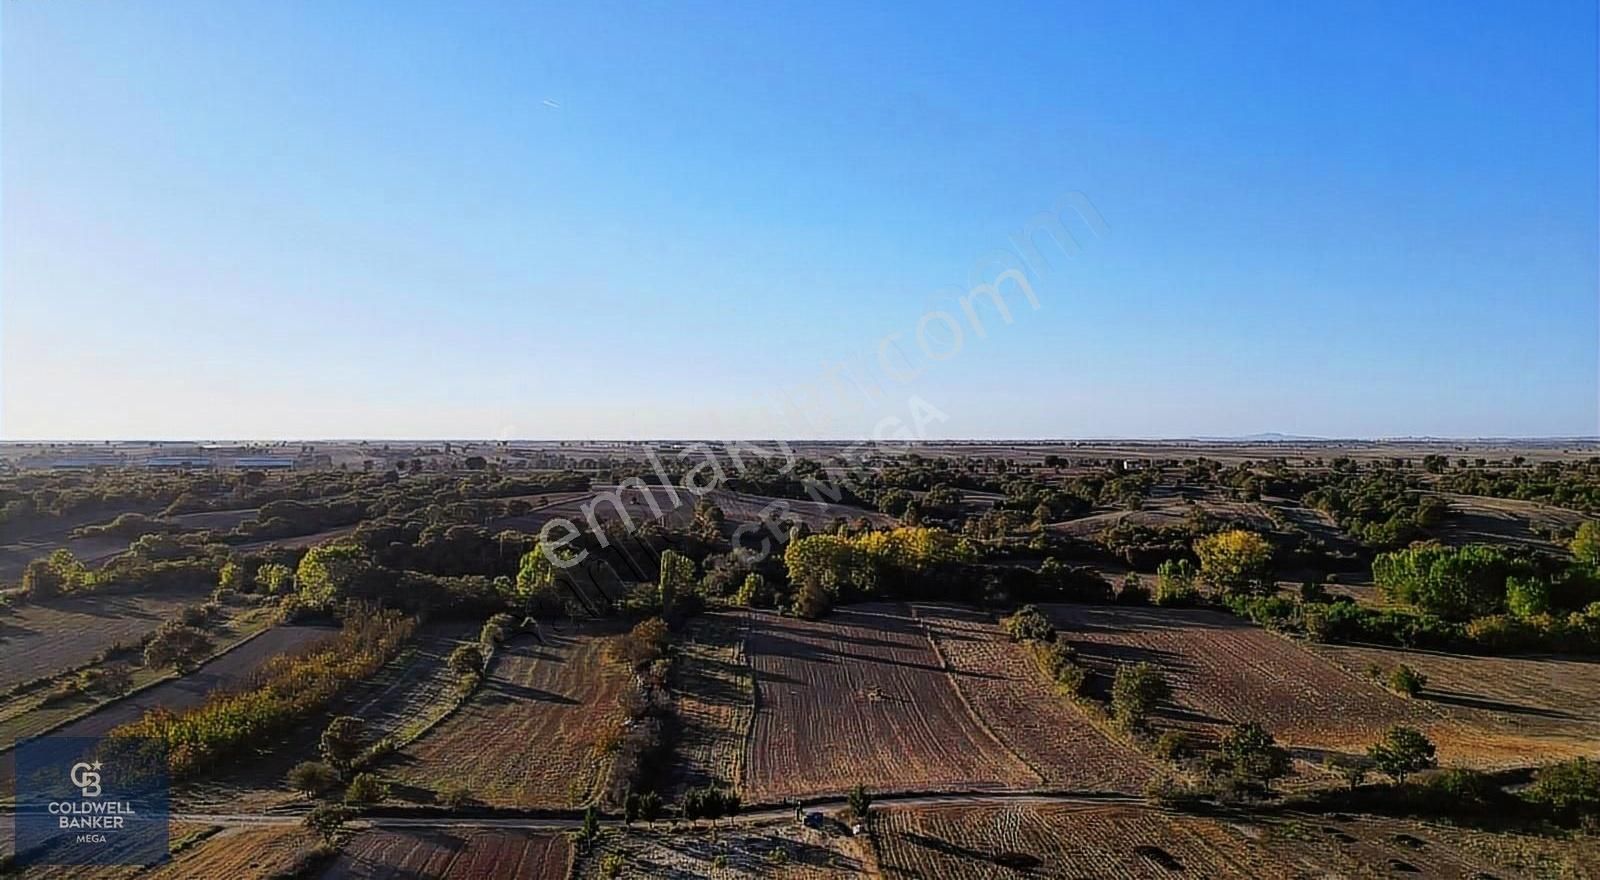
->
<box><xmin>233</xmin><ymin>456</ymin><xmax>295</xmax><ymax>469</ymax></box>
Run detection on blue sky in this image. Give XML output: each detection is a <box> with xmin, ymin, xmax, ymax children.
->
<box><xmin>3</xmin><ymin>1</ymin><xmax>1595</xmax><ymax>440</ymax></box>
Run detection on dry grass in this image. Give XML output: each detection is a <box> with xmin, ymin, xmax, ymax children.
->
<box><xmin>910</xmin><ymin>604</ymin><xmax>1155</xmax><ymax>794</ymax></box>
<box><xmin>393</xmin><ymin>621</ymin><xmax>630</xmax><ymax>809</ymax></box>
<box><xmin>742</xmin><ymin>603</ymin><xmax>1037</xmax><ymax>804</ymax></box>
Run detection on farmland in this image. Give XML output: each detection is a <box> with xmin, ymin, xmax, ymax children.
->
<box><xmin>390</xmin><ymin>622</ymin><xmax>630</xmax><ymax>809</ymax></box>
<box><xmin>1041</xmin><ymin>604</ymin><xmax>1433</xmax><ymax>757</ymax></box>
<box><xmin>871</xmin><ymin>802</ymin><xmax>1568</xmax><ymax>879</ymax></box>
<box><xmin>911</xmin><ymin>604</ymin><xmax>1155</xmax><ymax>793</ymax></box>
<box><xmin>577</xmin><ymin>821</ymin><xmax>874</xmax><ymax>879</ymax></box>
<box><xmin>0</xmin><ymin>592</ymin><xmax>207</xmax><ymax>693</ymax></box>
<box><xmin>331</xmin><ymin>829</ymin><xmax>571</xmax><ymax>879</ymax></box>
<box><xmin>742</xmin><ymin>603</ymin><xmax>1038</xmax><ymax>803</ymax></box>
<box><xmin>664</xmin><ymin>611</ymin><xmax>754</xmax><ymax>798</ymax></box>
<box><xmin>1308</xmin><ymin>641</ymin><xmax>1600</xmax><ymax>766</ymax></box>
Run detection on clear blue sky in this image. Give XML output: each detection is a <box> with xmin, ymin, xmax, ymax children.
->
<box><xmin>3</xmin><ymin>1</ymin><xmax>1595</xmax><ymax>440</ymax></box>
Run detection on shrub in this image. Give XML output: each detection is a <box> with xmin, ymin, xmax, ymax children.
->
<box><xmin>1386</xmin><ymin>664</ymin><xmax>1427</xmax><ymax>698</ymax></box>
<box><xmin>288</xmin><ymin>761</ymin><xmax>338</xmax><ymax>797</ymax></box>
<box><xmin>1111</xmin><ymin>662</ymin><xmax>1171</xmax><ymax>730</ymax></box>
<box><xmin>449</xmin><ymin>643</ymin><xmax>487</xmax><ymax>678</ymax></box>
<box><xmin>1155</xmin><ymin>730</ymin><xmax>1194</xmax><ymax>762</ymax></box>
<box><xmin>144</xmin><ymin>623</ymin><xmax>214</xmax><ymax>673</ymax></box>
<box><xmin>1030</xmin><ymin>638</ymin><xmax>1087</xmax><ymax>696</ymax></box>
<box><xmin>1525</xmin><ymin>758</ymin><xmax>1600</xmax><ymax>821</ymax></box>
<box><xmin>303</xmin><ymin>804</ymin><xmax>353</xmax><ymax>845</ymax></box>
<box><xmin>1001</xmin><ymin>605</ymin><xmax>1055</xmax><ymax>642</ymax></box>
<box><xmin>344</xmin><ymin>772</ymin><xmax>389</xmax><ymax>804</ymax></box>
<box><xmin>1154</xmin><ymin>558</ymin><xmax>1200</xmax><ymax>607</ymax></box>
<box><xmin>437</xmin><ymin>784</ymin><xmax>473</xmax><ymax>808</ymax></box>
<box><xmin>612</xmin><ymin>617</ymin><xmax>670</xmax><ymax>668</ymax></box>
<box><xmin>1115</xmin><ymin>573</ymin><xmax>1151</xmax><ymax>606</ymax></box>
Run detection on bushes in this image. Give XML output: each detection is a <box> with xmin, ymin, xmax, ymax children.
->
<box><xmin>344</xmin><ymin>772</ymin><xmax>389</xmax><ymax>805</ymax></box>
<box><xmin>1525</xmin><ymin>758</ymin><xmax>1600</xmax><ymax>821</ymax></box>
<box><xmin>1030</xmin><ymin>639</ymin><xmax>1088</xmax><ymax>696</ymax></box>
<box><xmin>1194</xmin><ymin>530</ymin><xmax>1273</xmax><ymax>595</ymax></box>
<box><xmin>1154</xmin><ymin>558</ymin><xmax>1200</xmax><ymax>607</ymax></box>
<box><xmin>111</xmin><ymin>608</ymin><xmax>414</xmax><ymax>778</ymax></box>
<box><xmin>288</xmin><ymin>761</ymin><xmax>337</xmax><ymax>797</ymax></box>
<box><xmin>680</xmin><ymin>786</ymin><xmax>740</xmax><ymax>821</ymax></box>
<box><xmin>1386</xmin><ymin>664</ymin><xmax>1427</xmax><ymax>698</ymax></box>
<box><xmin>143</xmin><ymin>623</ymin><xmax>214</xmax><ymax>673</ymax></box>
<box><xmin>1111</xmin><ymin>662</ymin><xmax>1171</xmax><ymax>730</ymax></box>
<box><xmin>1001</xmin><ymin>605</ymin><xmax>1055</xmax><ymax>643</ymax></box>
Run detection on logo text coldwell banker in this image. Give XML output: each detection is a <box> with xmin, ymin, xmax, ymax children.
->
<box><xmin>14</xmin><ymin>736</ymin><xmax>170</xmax><ymax>866</ymax></box>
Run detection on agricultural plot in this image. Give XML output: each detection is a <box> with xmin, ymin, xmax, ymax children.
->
<box><xmin>873</xmin><ymin>803</ymin><xmax>1551</xmax><ymax>879</ymax></box>
<box><xmin>742</xmin><ymin>604</ymin><xmax>1038</xmax><ymax>804</ymax></box>
<box><xmin>1309</xmin><ymin>641</ymin><xmax>1600</xmax><ymax>767</ymax></box>
<box><xmin>331</xmin><ymin>828</ymin><xmax>572</xmax><ymax>879</ymax></box>
<box><xmin>391</xmin><ymin>621</ymin><xmax>630</xmax><ymax>809</ymax></box>
<box><xmin>910</xmin><ymin>604</ymin><xmax>1154</xmax><ymax>794</ymax></box>
<box><xmin>178</xmin><ymin>621</ymin><xmax>478</xmax><ymax>811</ymax></box>
<box><xmin>0</xmin><ymin>592</ymin><xmax>206</xmax><ymax>692</ymax></box>
<box><xmin>0</xmin><ymin>623</ymin><xmax>333</xmax><ymax>795</ymax></box>
<box><xmin>665</xmin><ymin>611</ymin><xmax>754</xmax><ymax>799</ymax></box>
<box><xmin>1041</xmin><ymin>605</ymin><xmax>1432</xmax><ymax>758</ymax></box>
<box><xmin>577</xmin><ymin>821</ymin><xmax>874</xmax><ymax>879</ymax></box>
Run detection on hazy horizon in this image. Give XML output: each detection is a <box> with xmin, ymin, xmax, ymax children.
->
<box><xmin>4</xmin><ymin>2</ymin><xmax>1596</xmax><ymax>440</ymax></box>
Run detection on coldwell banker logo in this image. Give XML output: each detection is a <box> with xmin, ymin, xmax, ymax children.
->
<box><xmin>14</xmin><ymin>736</ymin><xmax>170</xmax><ymax>867</ymax></box>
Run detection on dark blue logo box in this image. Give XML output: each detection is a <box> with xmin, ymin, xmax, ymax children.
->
<box><xmin>13</xmin><ymin>735</ymin><xmax>170</xmax><ymax>867</ymax></box>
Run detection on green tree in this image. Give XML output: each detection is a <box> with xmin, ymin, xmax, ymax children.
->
<box><xmin>1193</xmin><ymin>530</ymin><xmax>1273</xmax><ymax>595</ymax></box>
<box><xmin>295</xmin><ymin>543</ymin><xmax>369</xmax><ymax>607</ymax></box>
<box><xmin>512</xmin><ymin>549</ymin><xmax>559</xmax><ymax>616</ymax></box>
<box><xmin>287</xmin><ymin>760</ymin><xmax>337</xmax><ymax>798</ymax></box>
<box><xmin>1368</xmin><ymin>725</ymin><xmax>1437</xmax><ymax>784</ymax></box>
<box><xmin>256</xmin><ymin>562</ymin><xmax>294</xmax><ymax>595</ymax></box>
<box><xmin>303</xmin><ymin>804</ymin><xmax>353</xmax><ymax>845</ymax></box>
<box><xmin>734</xmin><ymin>572</ymin><xmax>769</xmax><ymax>607</ymax></box>
<box><xmin>22</xmin><ymin>549</ymin><xmax>89</xmax><ymax>598</ymax></box>
<box><xmin>320</xmin><ymin>715</ymin><xmax>366</xmax><ymax>777</ymax></box>
<box><xmin>1572</xmin><ymin>522</ymin><xmax>1600</xmax><ymax>569</ymax></box>
<box><xmin>1505</xmin><ymin>576</ymin><xmax>1551</xmax><ymax>619</ymax></box>
<box><xmin>1111</xmin><ymin>662</ymin><xmax>1171</xmax><ymax>730</ymax></box>
<box><xmin>1215</xmin><ymin>722</ymin><xmax>1292</xmax><ymax>793</ymax></box>
<box><xmin>217</xmin><ymin>560</ymin><xmax>250</xmax><ymax>594</ymax></box>
<box><xmin>1154</xmin><ymin>558</ymin><xmax>1200</xmax><ymax>606</ymax></box>
<box><xmin>847</xmin><ymin>784</ymin><xmax>873</xmax><ymax>823</ymax></box>
<box><xmin>658</xmin><ymin>549</ymin><xmax>695</xmax><ymax>615</ymax></box>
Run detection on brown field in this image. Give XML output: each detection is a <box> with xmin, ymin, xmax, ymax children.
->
<box><xmin>1309</xmin><ymin>641</ymin><xmax>1600</xmax><ymax>767</ymax></box>
<box><xmin>742</xmin><ymin>604</ymin><xmax>1038</xmax><ymax>804</ymax></box>
<box><xmin>331</xmin><ymin>828</ymin><xmax>572</xmax><ymax>879</ymax></box>
<box><xmin>577</xmin><ymin>821</ymin><xmax>874</xmax><ymax>879</ymax></box>
<box><xmin>1041</xmin><ymin>605</ymin><xmax>1431</xmax><ymax>759</ymax></box>
<box><xmin>0</xmin><ymin>592</ymin><xmax>208</xmax><ymax>692</ymax></box>
<box><xmin>873</xmin><ymin>802</ymin><xmax>1579</xmax><ymax>879</ymax></box>
<box><xmin>391</xmin><ymin>621</ymin><xmax>630</xmax><ymax>809</ymax></box>
<box><xmin>910</xmin><ymin>604</ymin><xmax>1155</xmax><ymax>793</ymax></box>
<box><xmin>1436</xmin><ymin>493</ymin><xmax>1589</xmax><ymax>551</ymax></box>
<box><xmin>665</xmin><ymin>611</ymin><xmax>754</xmax><ymax>799</ymax></box>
